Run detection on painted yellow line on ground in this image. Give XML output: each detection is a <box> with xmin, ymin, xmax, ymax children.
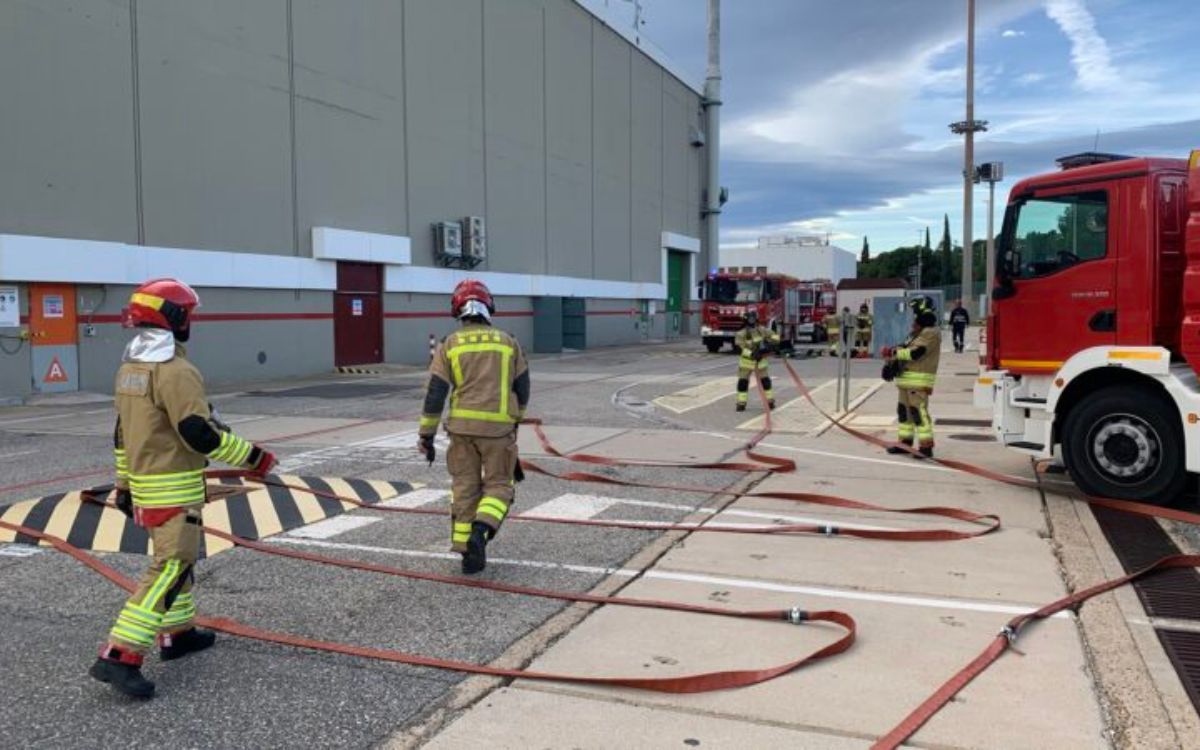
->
<box><xmin>735</xmin><ymin>378</ymin><xmax>839</xmax><ymax>431</ymax></box>
<box><xmin>652</xmin><ymin>377</ymin><xmax>735</xmax><ymax>414</ymax></box>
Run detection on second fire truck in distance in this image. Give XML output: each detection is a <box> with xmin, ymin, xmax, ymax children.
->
<box><xmin>699</xmin><ymin>270</ymin><xmax>818</xmax><ymax>354</ymax></box>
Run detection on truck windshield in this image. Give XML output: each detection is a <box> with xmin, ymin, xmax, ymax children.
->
<box><xmin>797</xmin><ymin>289</ymin><xmax>815</xmax><ymax>305</ymax></box>
<box><xmin>999</xmin><ymin>191</ymin><xmax>1108</xmax><ymax>280</ymax></box>
<box><xmin>704</xmin><ymin>278</ymin><xmax>764</xmax><ymax>304</ymax></box>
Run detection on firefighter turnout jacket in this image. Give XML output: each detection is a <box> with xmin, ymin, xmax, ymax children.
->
<box><xmin>735</xmin><ymin>325</ymin><xmax>780</xmax><ymax>371</ymax></box>
<box><xmin>114</xmin><ymin>331</ymin><xmax>260</xmax><ymax>510</ymax></box>
<box><xmin>894</xmin><ymin>325</ymin><xmax>941</xmax><ymax>390</ymax></box>
<box><xmin>420</xmin><ymin>323</ymin><xmax>531</xmax><ymax>438</ymax></box>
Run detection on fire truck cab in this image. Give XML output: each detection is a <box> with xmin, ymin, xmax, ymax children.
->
<box><xmin>976</xmin><ymin>150</ymin><xmax>1200</xmax><ymax>504</ymax></box>
<box><xmin>699</xmin><ymin>271</ymin><xmax>804</xmax><ymax>354</ymax></box>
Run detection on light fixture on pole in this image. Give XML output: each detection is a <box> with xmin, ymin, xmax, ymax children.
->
<box><xmin>976</xmin><ymin>161</ymin><xmax>1004</xmax><ymax>316</ymax></box>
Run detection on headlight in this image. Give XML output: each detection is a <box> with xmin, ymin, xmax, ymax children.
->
<box><xmin>701</xmin><ymin>325</ymin><xmax>713</xmax><ymax>336</ymax></box>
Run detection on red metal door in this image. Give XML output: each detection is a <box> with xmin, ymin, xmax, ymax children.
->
<box><xmin>333</xmin><ymin>262</ymin><xmax>383</xmax><ymax>366</ymax></box>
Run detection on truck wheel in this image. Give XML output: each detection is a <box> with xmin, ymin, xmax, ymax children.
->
<box><xmin>1062</xmin><ymin>386</ymin><xmax>1187</xmax><ymax>505</ymax></box>
<box><xmin>705</xmin><ymin>341</ymin><xmax>721</xmax><ymax>354</ymax></box>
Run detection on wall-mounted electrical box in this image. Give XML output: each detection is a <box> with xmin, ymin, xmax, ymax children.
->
<box><xmin>463</xmin><ymin>216</ymin><xmax>486</xmax><ymax>263</ymax></box>
<box><xmin>433</xmin><ymin>221</ymin><xmax>465</xmax><ymax>267</ymax></box>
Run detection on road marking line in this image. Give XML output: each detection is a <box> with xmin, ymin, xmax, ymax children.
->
<box><xmin>0</xmin><ymin>406</ymin><xmax>112</xmax><ymax>427</ymax></box>
<box><xmin>266</xmin><ymin>537</ymin><xmax>1064</xmax><ymax>617</ymax></box>
<box><xmin>379</xmin><ymin>488</ymin><xmax>450</xmax><ymax>509</ymax></box>
<box><xmin>735</xmin><ymin>378</ymin><xmax>837</xmax><ymax>431</ymax></box>
<box><xmin>286</xmin><ymin>515</ymin><xmax>380</xmax><ymax>540</ymax></box>
<box><xmin>652</xmin><ymin>378</ymin><xmax>736</xmax><ymax>414</ymax></box>
<box><xmin>0</xmin><ymin>544</ymin><xmax>42</xmax><ymax>558</ymax></box>
<box><xmin>0</xmin><ymin>449</ymin><xmax>38</xmax><ymax>461</ymax></box>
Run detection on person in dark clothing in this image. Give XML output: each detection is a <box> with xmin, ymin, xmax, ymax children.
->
<box><xmin>949</xmin><ymin>301</ymin><xmax>970</xmax><ymax>353</ymax></box>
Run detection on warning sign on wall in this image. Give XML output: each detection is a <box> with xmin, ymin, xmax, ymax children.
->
<box><xmin>0</xmin><ymin>287</ymin><xmax>18</xmax><ymax>328</ymax></box>
<box><xmin>43</xmin><ymin>294</ymin><xmax>64</xmax><ymax>319</ymax></box>
<box><xmin>43</xmin><ymin>356</ymin><xmax>69</xmax><ymax>384</ymax></box>
<box><xmin>352</xmin><ymin>299</ymin><xmax>363</xmax><ymax>317</ymax></box>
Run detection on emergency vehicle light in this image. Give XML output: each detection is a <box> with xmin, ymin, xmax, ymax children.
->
<box><xmin>1190</xmin><ymin>150</ymin><xmax>1200</xmax><ymax>171</ymax></box>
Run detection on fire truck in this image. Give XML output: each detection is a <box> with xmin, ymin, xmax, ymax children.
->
<box><xmin>699</xmin><ymin>271</ymin><xmax>805</xmax><ymax>353</ymax></box>
<box><xmin>796</xmin><ymin>279</ymin><xmax>838</xmax><ymax>343</ymax></box>
<box><xmin>976</xmin><ymin>150</ymin><xmax>1200</xmax><ymax>504</ymax></box>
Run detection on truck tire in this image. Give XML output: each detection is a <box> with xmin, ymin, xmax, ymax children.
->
<box><xmin>705</xmin><ymin>341</ymin><xmax>722</xmax><ymax>354</ymax></box>
<box><xmin>1062</xmin><ymin>385</ymin><xmax>1187</xmax><ymax>506</ymax></box>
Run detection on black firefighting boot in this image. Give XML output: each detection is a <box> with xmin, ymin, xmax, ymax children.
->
<box><xmin>90</xmin><ymin>645</ymin><xmax>155</xmax><ymax>699</ymax></box>
<box><xmin>160</xmin><ymin>628</ymin><xmax>216</xmax><ymax>662</ymax></box>
<box><xmin>917</xmin><ymin>445</ymin><xmax>934</xmax><ymax>459</ymax></box>
<box><xmin>768</xmin><ymin>400</ymin><xmax>776</xmax><ymax>410</ymax></box>
<box><xmin>735</xmin><ymin>403</ymin><xmax>746</xmax><ymax>412</ymax></box>
<box><xmin>886</xmin><ymin>440</ymin><xmax>913</xmax><ymax>455</ymax></box>
<box><xmin>462</xmin><ymin>522</ymin><xmax>490</xmax><ymax>575</ymax></box>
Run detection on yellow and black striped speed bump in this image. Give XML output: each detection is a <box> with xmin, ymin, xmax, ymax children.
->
<box><xmin>336</xmin><ymin>366</ymin><xmax>386</xmax><ymax>375</ymax></box>
<box><xmin>0</xmin><ymin>475</ymin><xmax>415</xmax><ymax>559</ymax></box>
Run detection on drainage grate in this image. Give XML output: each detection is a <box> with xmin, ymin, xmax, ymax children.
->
<box><xmin>936</xmin><ymin>418</ymin><xmax>992</xmax><ymax>427</ymax></box>
<box><xmin>1156</xmin><ymin>629</ymin><xmax>1200</xmax><ymax>715</ymax></box>
<box><xmin>1091</xmin><ymin>506</ymin><xmax>1200</xmax><ymax>621</ymax></box>
<box><xmin>949</xmin><ymin>433</ymin><xmax>996</xmax><ymax>442</ymax></box>
<box><xmin>244</xmin><ymin>383</ymin><xmax>418</xmax><ymax>399</ymax></box>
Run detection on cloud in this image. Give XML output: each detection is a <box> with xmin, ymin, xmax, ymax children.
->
<box><xmin>1015</xmin><ymin>72</ymin><xmax>1047</xmax><ymax>85</ymax></box>
<box><xmin>1044</xmin><ymin>0</ymin><xmax>1121</xmax><ymax>91</ymax></box>
<box><xmin>1001</xmin><ymin>29</ymin><xmax>1026</xmax><ymax>37</ymax></box>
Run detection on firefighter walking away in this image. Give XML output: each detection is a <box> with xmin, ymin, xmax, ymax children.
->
<box><xmin>91</xmin><ymin>279</ymin><xmax>277</xmax><ymax>699</ymax></box>
<box><xmin>418</xmin><ymin>280</ymin><xmax>530</xmax><ymax>575</ymax></box>
<box><xmin>949</xmin><ymin>299</ymin><xmax>970</xmax><ymax>353</ymax></box>
<box><xmin>734</xmin><ymin>309</ymin><xmax>779</xmax><ymax>412</ymax></box>
<box><xmin>881</xmin><ymin>295</ymin><xmax>941</xmax><ymax>458</ymax></box>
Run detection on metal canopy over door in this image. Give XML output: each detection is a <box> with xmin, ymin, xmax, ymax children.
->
<box><xmin>666</xmin><ymin>251</ymin><xmax>686</xmax><ymax>339</ymax></box>
<box><xmin>333</xmin><ymin>262</ymin><xmax>383</xmax><ymax>367</ymax></box>
<box><xmin>28</xmin><ymin>283</ymin><xmax>79</xmax><ymax>393</ymax></box>
<box><xmin>562</xmin><ymin>298</ymin><xmax>586</xmax><ymax>350</ymax></box>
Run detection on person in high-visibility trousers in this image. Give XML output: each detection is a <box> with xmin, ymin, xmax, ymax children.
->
<box><xmin>881</xmin><ymin>295</ymin><xmax>942</xmax><ymax>458</ymax></box>
<box><xmin>855</xmin><ymin>303</ymin><xmax>873</xmax><ymax>357</ymax></box>
<box><xmin>734</xmin><ymin>309</ymin><xmax>779</xmax><ymax>412</ymax></box>
<box><xmin>418</xmin><ymin>279</ymin><xmax>530</xmax><ymax>575</ymax></box>
<box><xmin>823</xmin><ymin>311</ymin><xmax>840</xmax><ymax>357</ymax></box>
<box><xmin>90</xmin><ymin>279</ymin><xmax>277</xmax><ymax>699</ymax></box>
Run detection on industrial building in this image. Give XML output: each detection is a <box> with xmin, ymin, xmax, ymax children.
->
<box><xmin>0</xmin><ymin>0</ymin><xmax>710</xmax><ymax>399</ymax></box>
<box><xmin>719</xmin><ymin>235</ymin><xmax>857</xmax><ymax>283</ymax></box>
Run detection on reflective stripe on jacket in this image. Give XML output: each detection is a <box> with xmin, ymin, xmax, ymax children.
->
<box><xmin>734</xmin><ymin>325</ymin><xmax>780</xmax><ymax>369</ymax></box>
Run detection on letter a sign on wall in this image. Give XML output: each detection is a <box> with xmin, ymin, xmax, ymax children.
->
<box><xmin>43</xmin><ymin>356</ymin><xmax>69</xmax><ymax>384</ymax></box>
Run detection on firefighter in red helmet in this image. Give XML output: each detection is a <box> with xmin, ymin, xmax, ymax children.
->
<box><xmin>90</xmin><ymin>279</ymin><xmax>277</xmax><ymax>699</ymax></box>
<box><xmin>418</xmin><ymin>279</ymin><xmax>530</xmax><ymax>574</ymax></box>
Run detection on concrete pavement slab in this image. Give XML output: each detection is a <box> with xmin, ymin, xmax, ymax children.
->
<box><xmin>423</xmin><ymin>686</ymin><xmax>874</xmax><ymax>750</ymax></box>
<box><xmin>656</xmin><ymin>521</ymin><xmax>1066</xmax><ymax>605</ymax></box>
<box><xmin>507</xmin><ymin>577</ymin><xmax>1107</xmax><ymax>749</ymax></box>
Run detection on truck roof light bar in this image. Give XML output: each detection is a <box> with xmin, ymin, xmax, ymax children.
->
<box><xmin>1055</xmin><ymin>152</ymin><xmax>1135</xmax><ymax>170</ymax></box>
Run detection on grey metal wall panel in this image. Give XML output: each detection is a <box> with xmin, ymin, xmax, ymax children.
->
<box><xmin>0</xmin><ymin>0</ymin><xmax>137</xmax><ymax>243</ymax></box>
<box><xmin>591</xmin><ymin>26</ymin><xmax>632</xmax><ymax>282</ymax></box>
<box><xmin>404</xmin><ymin>0</ymin><xmax>486</xmax><ymax>268</ymax></box>
<box><xmin>382</xmin><ymin>293</ymin><xmax>532</xmax><ymax>364</ymax></box>
<box><xmin>482</xmin><ymin>0</ymin><xmax>546</xmax><ymax>275</ymax></box>
<box><xmin>660</xmin><ymin>77</ymin><xmax>694</xmax><ymax>239</ymax></box>
<box><xmin>584</xmin><ymin>299</ymin><xmax>640</xmax><ymax>348</ymax></box>
<box><xmin>136</xmin><ymin>0</ymin><xmax>293</xmax><ymax>255</ymax></box>
<box><xmin>544</xmin><ymin>0</ymin><xmax>593</xmax><ymax>279</ymax></box>
<box><xmin>630</xmin><ymin>53</ymin><xmax>664</xmax><ymax>283</ymax></box>
<box><xmin>292</xmin><ymin>0</ymin><xmax>407</xmax><ymax>256</ymax></box>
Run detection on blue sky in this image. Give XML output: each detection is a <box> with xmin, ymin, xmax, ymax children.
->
<box><xmin>623</xmin><ymin>0</ymin><xmax>1200</xmax><ymax>253</ymax></box>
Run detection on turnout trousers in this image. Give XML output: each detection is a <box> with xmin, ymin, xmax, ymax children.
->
<box><xmin>896</xmin><ymin>387</ymin><xmax>934</xmax><ymax>448</ymax></box>
<box><xmin>447</xmin><ymin>431</ymin><xmax>518</xmax><ymax>552</ymax></box>
<box><xmin>736</xmin><ymin>359</ymin><xmax>773</xmax><ymax>407</ymax></box>
<box><xmin>108</xmin><ymin>508</ymin><xmax>201</xmax><ymax>653</ymax></box>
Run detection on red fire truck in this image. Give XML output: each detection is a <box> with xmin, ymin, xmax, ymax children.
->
<box><xmin>976</xmin><ymin>150</ymin><xmax>1200</xmax><ymax>504</ymax></box>
<box><xmin>699</xmin><ymin>271</ymin><xmax>805</xmax><ymax>353</ymax></box>
<box><xmin>796</xmin><ymin>279</ymin><xmax>838</xmax><ymax>343</ymax></box>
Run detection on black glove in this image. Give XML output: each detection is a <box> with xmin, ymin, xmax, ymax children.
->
<box><xmin>418</xmin><ymin>435</ymin><xmax>436</xmax><ymax>465</ymax></box>
<box><xmin>114</xmin><ymin>488</ymin><xmax>133</xmax><ymax>519</ymax></box>
<box><xmin>881</xmin><ymin>362</ymin><xmax>897</xmax><ymax>382</ymax></box>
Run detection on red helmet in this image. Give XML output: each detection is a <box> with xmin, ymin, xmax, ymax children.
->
<box><xmin>123</xmin><ymin>278</ymin><xmax>201</xmax><ymax>333</ymax></box>
<box><xmin>450</xmin><ymin>279</ymin><xmax>495</xmax><ymax>319</ymax></box>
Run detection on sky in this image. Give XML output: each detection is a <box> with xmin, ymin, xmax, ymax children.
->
<box><xmin>614</xmin><ymin>0</ymin><xmax>1200</xmax><ymax>254</ymax></box>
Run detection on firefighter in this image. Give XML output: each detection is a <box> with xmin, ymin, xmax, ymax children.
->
<box><xmin>823</xmin><ymin>310</ymin><xmax>840</xmax><ymax>357</ymax></box>
<box><xmin>90</xmin><ymin>279</ymin><xmax>277</xmax><ymax>699</ymax></box>
<box><xmin>881</xmin><ymin>295</ymin><xmax>941</xmax><ymax>458</ymax></box>
<box><xmin>734</xmin><ymin>309</ymin><xmax>779</xmax><ymax>412</ymax></box>
<box><xmin>855</xmin><ymin>303</ymin><xmax>873</xmax><ymax>358</ymax></box>
<box><xmin>418</xmin><ymin>280</ymin><xmax>530</xmax><ymax>575</ymax></box>
<box><xmin>949</xmin><ymin>299</ymin><xmax>970</xmax><ymax>353</ymax></box>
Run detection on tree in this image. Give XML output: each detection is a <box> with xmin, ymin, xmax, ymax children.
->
<box><xmin>860</xmin><ymin>236</ymin><xmax>871</xmax><ymax>263</ymax></box>
<box><xmin>939</xmin><ymin>214</ymin><xmax>953</xmax><ymax>287</ymax></box>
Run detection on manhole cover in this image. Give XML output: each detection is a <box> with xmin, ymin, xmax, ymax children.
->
<box><xmin>246</xmin><ymin>383</ymin><xmax>417</xmax><ymax>399</ymax></box>
<box><xmin>938</xmin><ymin>418</ymin><xmax>992</xmax><ymax>427</ymax></box>
<box><xmin>625</xmin><ymin>400</ymin><xmax>648</xmax><ymax>407</ymax></box>
<box><xmin>955</xmin><ymin>371</ymin><xmax>980</xmax><ymax>376</ymax></box>
<box><xmin>949</xmin><ymin>433</ymin><xmax>995</xmax><ymax>442</ymax></box>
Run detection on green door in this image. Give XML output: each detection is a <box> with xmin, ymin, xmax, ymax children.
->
<box><xmin>562</xmin><ymin>298</ymin><xmax>586</xmax><ymax>350</ymax></box>
<box><xmin>667</xmin><ymin>252</ymin><xmax>686</xmax><ymax>338</ymax></box>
